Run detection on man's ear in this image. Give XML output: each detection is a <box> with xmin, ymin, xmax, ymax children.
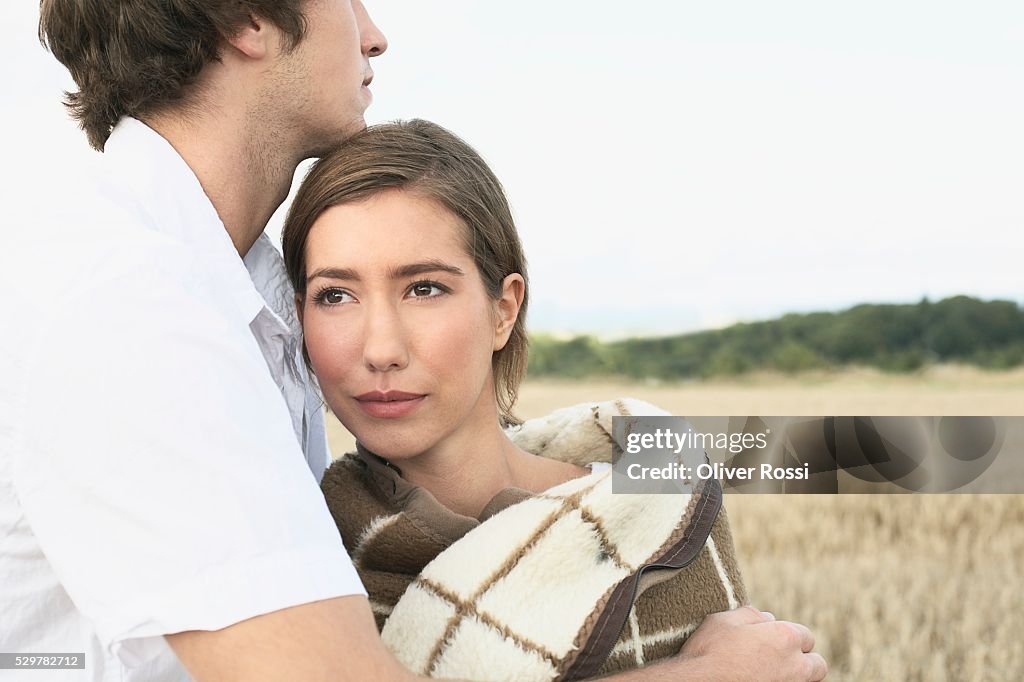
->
<box><xmin>493</xmin><ymin>274</ymin><xmax>526</xmax><ymax>351</ymax></box>
<box><xmin>222</xmin><ymin>13</ymin><xmax>275</xmax><ymax>60</ymax></box>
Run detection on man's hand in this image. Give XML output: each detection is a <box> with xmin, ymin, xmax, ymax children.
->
<box><xmin>591</xmin><ymin>605</ymin><xmax>827</xmax><ymax>682</ymax></box>
<box><xmin>677</xmin><ymin>605</ymin><xmax>828</xmax><ymax>681</ymax></box>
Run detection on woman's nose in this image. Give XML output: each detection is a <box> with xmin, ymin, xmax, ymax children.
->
<box><xmin>362</xmin><ymin>305</ymin><xmax>408</xmax><ymax>372</ymax></box>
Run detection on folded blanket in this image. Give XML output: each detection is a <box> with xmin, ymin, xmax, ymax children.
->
<box><xmin>321</xmin><ymin>398</ymin><xmax>747</xmax><ymax>680</ymax></box>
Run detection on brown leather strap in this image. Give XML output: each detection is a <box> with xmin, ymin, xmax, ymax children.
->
<box><xmin>562</xmin><ymin>479</ymin><xmax>724</xmax><ymax>681</ymax></box>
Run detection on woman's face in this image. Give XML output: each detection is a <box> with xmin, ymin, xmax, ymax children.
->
<box><xmin>299</xmin><ymin>189</ymin><xmax>521</xmax><ymax>460</ymax></box>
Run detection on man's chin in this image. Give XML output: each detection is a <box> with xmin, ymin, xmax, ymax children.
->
<box><xmin>302</xmin><ymin>115</ymin><xmax>368</xmax><ymax>159</ymax></box>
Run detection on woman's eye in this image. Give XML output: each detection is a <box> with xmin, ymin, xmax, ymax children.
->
<box><xmin>314</xmin><ymin>288</ymin><xmax>353</xmax><ymax>306</ymax></box>
<box><xmin>407</xmin><ymin>282</ymin><xmax>447</xmax><ymax>299</ymax></box>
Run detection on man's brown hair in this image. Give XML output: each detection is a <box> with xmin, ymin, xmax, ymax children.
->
<box><xmin>39</xmin><ymin>0</ymin><xmax>308</xmax><ymax>151</ymax></box>
<box><xmin>283</xmin><ymin>119</ymin><xmax>530</xmax><ymax>427</ymax></box>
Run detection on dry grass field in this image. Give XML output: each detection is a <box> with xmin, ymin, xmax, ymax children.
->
<box><xmin>326</xmin><ymin>366</ymin><xmax>1024</xmax><ymax>681</ymax></box>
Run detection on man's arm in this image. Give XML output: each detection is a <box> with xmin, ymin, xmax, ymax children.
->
<box><xmin>168</xmin><ymin>602</ymin><xmax>826</xmax><ymax>682</ymax></box>
<box><xmin>14</xmin><ymin>253</ymin><xmax>371</xmax><ymax>672</ymax></box>
<box><xmin>167</xmin><ymin>596</ymin><xmax>416</xmax><ymax>682</ymax></box>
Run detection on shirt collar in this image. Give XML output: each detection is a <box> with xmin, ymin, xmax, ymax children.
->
<box><xmin>102</xmin><ymin>117</ymin><xmax>295</xmax><ymax>335</ymax></box>
<box><xmin>244</xmin><ymin>233</ymin><xmax>302</xmax><ymax>338</ymax></box>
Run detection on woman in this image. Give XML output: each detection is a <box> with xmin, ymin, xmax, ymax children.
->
<box><xmin>282</xmin><ymin>120</ymin><xmax>747</xmax><ymax>681</ymax></box>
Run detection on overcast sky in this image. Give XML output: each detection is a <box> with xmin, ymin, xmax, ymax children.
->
<box><xmin>3</xmin><ymin>1</ymin><xmax>1021</xmax><ymax>337</ymax></box>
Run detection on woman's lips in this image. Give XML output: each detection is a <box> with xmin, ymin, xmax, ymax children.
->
<box><xmin>355</xmin><ymin>391</ymin><xmax>426</xmax><ymax>419</ymax></box>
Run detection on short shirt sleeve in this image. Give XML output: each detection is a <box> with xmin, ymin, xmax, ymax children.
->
<box><xmin>10</xmin><ymin>241</ymin><xmax>364</xmax><ymax>667</ymax></box>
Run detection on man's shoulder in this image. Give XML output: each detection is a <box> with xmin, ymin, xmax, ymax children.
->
<box><xmin>7</xmin><ymin>166</ymin><xmax>185</xmax><ymax>284</ymax></box>
<box><xmin>1</xmin><ymin>180</ymin><xmax>220</xmax><ymax>368</ymax></box>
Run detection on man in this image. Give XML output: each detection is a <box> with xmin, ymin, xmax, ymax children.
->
<box><xmin>0</xmin><ymin>1</ymin><xmax>826</xmax><ymax>680</ymax></box>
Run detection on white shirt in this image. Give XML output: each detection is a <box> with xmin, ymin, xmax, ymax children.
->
<box><xmin>0</xmin><ymin>119</ymin><xmax>365</xmax><ymax>681</ymax></box>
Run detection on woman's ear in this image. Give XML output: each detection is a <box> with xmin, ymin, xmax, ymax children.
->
<box><xmin>493</xmin><ymin>273</ymin><xmax>526</xmax><ymax>351</ymax></box>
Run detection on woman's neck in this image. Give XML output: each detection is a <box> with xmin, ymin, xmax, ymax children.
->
<box><xmin>388</xmin><ymin>416</ymin><xmax>589</xmax><ymax>518</ymax></box>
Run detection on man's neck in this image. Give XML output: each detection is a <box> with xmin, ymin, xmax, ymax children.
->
<box><xmin>143</xmin><ymin>113</ymin><xmax>300</xmax><ymax>258</ymax></box>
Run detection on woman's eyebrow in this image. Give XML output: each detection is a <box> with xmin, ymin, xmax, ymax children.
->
<box><xmin>306</xmin><ymin>266</ymin><xmax>360</xmax><ymax>284</ymax></box>
<box><xmin>389</xmin><ymin>260</ymin><xmax>465</xmax><ymax>279</ymax></box>
<box><xmin>305</xmin><ymin>260</ymin><xmax>465</xmax><ymax>285</ymax></box>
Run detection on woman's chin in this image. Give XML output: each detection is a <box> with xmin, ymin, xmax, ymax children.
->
<box><xmin>353</xmin><ymin>432</ymin><xmax>431</xmax><ymax>461</ymax></box>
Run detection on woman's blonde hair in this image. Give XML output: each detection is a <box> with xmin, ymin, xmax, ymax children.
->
<box><xmin>282</xmin><ymin>120</ymin><xmax>529</xmax><ymax>426</ymax></box>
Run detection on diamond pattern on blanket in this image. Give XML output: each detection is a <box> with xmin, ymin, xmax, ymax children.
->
<box><xmin>418</xmin><ymin>496</ymin><xmax>566</xmax><ymax>599</ymax></box>
<box><xmin>432</xmin><ymin>615</ymin><xmax>560</xmax><ymax>682</ymax></box>
<box><xmin>477</xmin><ymin>509</ymin><xmax>630</xmax><ymax>655</ymax></box>
<box><xmin>383</xmin><ymin>582</ymin><xmax>459</xmax><ymax>674</ymax></box>
<box><xmin>409</xmin><ymin>475</ymin><xmax>640</xmax><ymax>674</ymax></box>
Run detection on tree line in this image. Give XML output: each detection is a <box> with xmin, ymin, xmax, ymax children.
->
<box><xmin>526</xmin><ymin>296</ymin><xmax>1024</xmax><ymax>379</ymax></box>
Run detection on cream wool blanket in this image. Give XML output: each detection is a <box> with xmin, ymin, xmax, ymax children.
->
<box><xmin>321</xmin><ymin>398</ymin><xmax>747</xmax><ymax>681</ymax></box>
